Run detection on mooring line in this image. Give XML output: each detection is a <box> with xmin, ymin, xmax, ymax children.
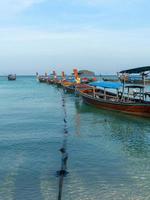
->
<box><xmin>57</xmin><ymin>90</ymin><xmax>69</xmax><ymax>200</ymax></box>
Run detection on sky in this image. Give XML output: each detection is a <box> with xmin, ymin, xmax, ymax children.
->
<box><xmin>0</xmin><ymin>0</ymin><xmax>150</xmax><ymax>75</ymax></box>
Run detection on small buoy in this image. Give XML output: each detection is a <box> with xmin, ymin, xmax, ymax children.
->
<box><xmin>59</xmin><ymin>148</ymin><xmax>65</xmax><ymax>153</ymax></box>
<box><xmin>64</xmin><ymin>130</ymin><xmax>68</xmax><ymax>134</ymax></box>
<box><xmin>56</xmin><ymin>170</ymin><xmax>69</xmax><ymax>177</ymax></box>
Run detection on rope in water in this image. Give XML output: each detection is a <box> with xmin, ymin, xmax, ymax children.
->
<box><xmin>57</xmin><ymin>90</ymin><xmax>69</xmax><ymax>200</ymax></box>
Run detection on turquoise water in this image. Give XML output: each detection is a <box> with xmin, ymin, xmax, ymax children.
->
<box><xmin>0</xmin><ymin>76</ymin><xmax>150</xmax><ymax>200</ymax></box>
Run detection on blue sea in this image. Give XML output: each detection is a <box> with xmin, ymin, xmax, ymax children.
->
<box><xmin>0</xmin><ymin>76</ymin><xmax>150</xmax><ymax>200</ymax></box>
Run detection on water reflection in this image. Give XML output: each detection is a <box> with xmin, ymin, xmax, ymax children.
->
<box><xmin>74</xmin><ymin>99</ymin><xmax>150</xmax><ymax>158</ymax></box>
<box><xmin>45</xmin><ymin>86</ymin><xmax>150</xmax><ymax>199</ymax></box>
<box><xmin>107</xmin><ymin>115</ymin><xmax>150</xmax><ymax>158</ymax></box>
<box><xmin>74</xmin><ymin>98</ymin><xmax>81</xmax><ymax>135</ymax></box>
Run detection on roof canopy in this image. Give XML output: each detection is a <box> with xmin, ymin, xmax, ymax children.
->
<box><xmin>89</xmin><ymin>81</ymin><xmax>122</xmax><ymax>89</ymax></box>
<box><xmin>120</xmin><ymin>66</ymin><xmax>150</xmax><ymax>74</ymax></box>
<box><xmin>125</xmin><ymin>85</ymin><xmax>144</xmax><ymax>89</ymax></box>
<box><xmin>65</xmin><ymin>76</ymin><xmax>75</xmax><ymax>82</ymax></box>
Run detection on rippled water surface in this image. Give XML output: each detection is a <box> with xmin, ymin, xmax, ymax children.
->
<box><xmin>0</xmin><ymin>76</ymin><xmax>150</xmax><ymax>200</ymax></box>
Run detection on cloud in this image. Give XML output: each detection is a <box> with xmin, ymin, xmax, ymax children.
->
<box><xmin>67</xmin><ymin>0</ymin><xmax>122</xmax><ymax>5</ymax></box>
<box><xmin>0</xmin><ymin>26</ymin><xmax>150</xmax><ymax>74</ymax></box>
<box><xmin>74</xmin><ymin>0</ymin><xmax>137</xmax><ymax>4</ymax></box>
<box><xmin>64</xmin><ymin>0</ymin><xmax>142</xmax><ymax>7</ymax></box>
<box><xmin>0</xmin><ymin>26</ymin><xmax>150</xmax><ymax>46</ymax></box>
<box><xmin>80</xmin><ymin>0</ymin><xmax>117</xmax><ymax>4</ymax></box>
<box><xmin>0</xmin><ymin>26</ymin><xmax>150</xmax><ymax>57</ymax></box>
<box><xmin>0</xmin><ymin>0</ymin><xmax>45</xmax><ymax>17</ymax></box>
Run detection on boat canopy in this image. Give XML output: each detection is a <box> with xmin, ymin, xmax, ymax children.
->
<box><xmin>120</xmin><ymin>66</ymin><xmax>150</xmax><ymax>74</ymax></box>
<box><xmin>89</xmin><ymin>81</ymin><xmax>122</xmax><ymax>89</ymax></box>
<box><xmin>125</xmin><ymin>85</ymin><xmax>144</xmax><ymax>89</ymax></box>
<box><xmin>65</xmin><ymin>77</ymin><xmax>75</xmax><ymax>82</ymax></box>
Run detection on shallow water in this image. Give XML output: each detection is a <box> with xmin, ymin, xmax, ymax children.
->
<box><xmin>0</xmin><ymin>76</ymin><xmax>150</xmax><ymax>200</ymax></box>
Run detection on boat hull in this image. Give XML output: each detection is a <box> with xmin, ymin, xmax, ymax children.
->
<box><xmin>8</xmin><ymin>75</ymin><xmax>16</xmax><ymax>80</ymax></box>
<box><xmin>38</xmin><ymin>76</ymin><xmax>48</xmax><ymax>83</ymax></box>
<box><xmin>63</xmin><ymin>84</ymin><xmax>92</xmax><ymax>94</ymax></box>
<box><xmin>63</xmin><ymin>86</ymin><xmax>75</xmax><ymax>93</ymax></box>
<box><xmin>81</xmin><ymin>93</ymin><xmax>150</xmax><ymax>117</ymax></box>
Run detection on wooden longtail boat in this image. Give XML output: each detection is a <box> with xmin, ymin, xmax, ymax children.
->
<box><xmin>61</xmin><ymin>69</ymin><xmax>79</xmax><ymax>93</ymax></box>
<box><xmin>52</xmin><ymin>70</ymin><xmax>58</xmax><ymax>84</ymax></box>
<box><xmin>119</xmin><ymin>66</ymin><xmax>150</xmax><ymax>84</ymax></box>
<box><xmin>61</xmin><ymin>69</ymin><xmax>91</xmax><ymax>93</ymax></box>
<box><xmin>78</xmin><ymin>81</ymin><xmax>150</xmax><ymax>117</ymax></box>
<box><xmin>8</xmin><ymin>74</ymin><xmax>16</xmax><ymax>80</ymax></box>
<box><xmin>36</xmin><ymin>72</ymin><xmax>49</xmax><ymax>83</ymax></box>
<box><xmin>76</xmin><ymin>70</ymin><xmax>97</xmax><ymax>83</ymax></box>
<box><xmin>47</xmin><ymin>71</ymin><xmax>60</xmax><ymax>84</ymax></box>
<box><xmin>38</xmin><ymin>76</ymin><xmax>48</xmax><ymax>83</ymax></box>
<box><xmin>55</xmin><ymin>71</ymin><xmax>66</xmax><ymax>87</ymax></box>
<box><xmin>61</xmin><ymin>80</ymin><xmax>76</xmax><ymax>93</ymax></box>
<box><xmin>47</xmin><ymin>78</ymin><xmax>54</xmax><ymax>84</ymax></box>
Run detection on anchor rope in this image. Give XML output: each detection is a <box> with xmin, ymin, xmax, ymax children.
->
<box><xmin>57</xmin><ymin>90</ymin><xmax>69</xmax><ymax>200</ymax></box>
